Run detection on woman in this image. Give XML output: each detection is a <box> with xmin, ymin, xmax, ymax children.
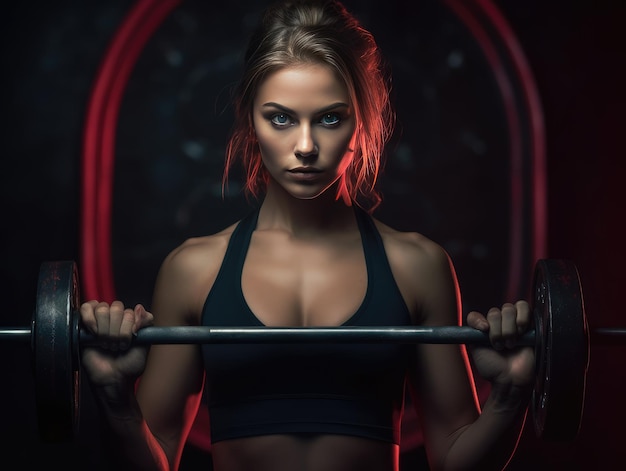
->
<box><xmin>80</xmin><ymin>1</ymin><xmax>534</xmax><ymax>470</ymax></box>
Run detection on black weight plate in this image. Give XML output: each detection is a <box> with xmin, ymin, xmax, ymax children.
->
<box><xmin>32</xmin><ymin>261</ymin><xmax>81</xmax><ymax>442</ymax></box>
<box><xmin>531</xmin><ymin>259</ymin><xmax>589</xmax><ymax>441</ymax></box>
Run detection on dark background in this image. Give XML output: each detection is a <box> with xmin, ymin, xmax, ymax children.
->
<box><xmin>1</xmin><ymin>0</ymin><xmax>625</xmax><ymax>469</ymax></box>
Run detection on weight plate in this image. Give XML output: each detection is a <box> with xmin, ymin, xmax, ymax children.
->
<box><xmin>531</xmin><ymin>259</ymin><xmax>589</xmax><ymax>440</ymax></box>
<box><xmin>32</xmin><ymin>261</ymin><xmax>81</xmax><ymax>442</ymax></box>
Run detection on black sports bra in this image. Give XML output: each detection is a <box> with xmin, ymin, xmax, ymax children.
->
<box><xmin>201</xmin><ymin>206</ymin><xmax>413</xmax><ymax>444</ymax></box>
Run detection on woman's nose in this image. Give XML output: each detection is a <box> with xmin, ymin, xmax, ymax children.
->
<box><xmin>294</xmin><ymin>125</ymin><xmax>318</xmax><ymax>158</ymax></box>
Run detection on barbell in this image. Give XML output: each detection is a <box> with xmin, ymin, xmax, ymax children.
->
<box><xmin>0</xmin><ymin>258</ymin><xmax>621</xmax><ymax>444</ymax></box>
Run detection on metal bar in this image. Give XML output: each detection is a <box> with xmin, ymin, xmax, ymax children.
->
<box><xmin>590</xmin><ymin>327</ymin><xmax>626</xmax><ymax>345</ymax></box>
<box><xmin>7</xmin><ymin>325</ymin><xmax>626</xmax><ymax>346</ymax></box>
<box><xmin>79</xmin><ymin>326</ymin><xmax>536</xmax><ymax>346</ymax></box>
<box><xmin>0</xmin><ymin>329</ymin><xmax>31</xmax><ymax>342</ymax></box>
<box><xmin>0</xmin><ymin>325</ymin><xmax>539</xmax><ymax>345</ymax></box>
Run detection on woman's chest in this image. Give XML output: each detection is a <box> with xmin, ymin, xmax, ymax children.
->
<box><xmin>241</xmin><ymin>234</ymin><xmax>368</xmax><ymax>326</ymax></box>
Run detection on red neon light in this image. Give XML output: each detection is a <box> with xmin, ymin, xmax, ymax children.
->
<box><xmin>444</xmin><ymin>0</ymin><xmax>547</xmax><ymax>300</ymax></box>
<box><xmin>81</xmin><ymin>0</ymin><xmax>182</xmax><ymax>301</ymax></box>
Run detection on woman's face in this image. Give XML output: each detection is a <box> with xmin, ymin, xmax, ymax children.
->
<box><xmin>252</xmin><ymin>63</ymin><xmax>356</xmax><ymax>200</ymax></box>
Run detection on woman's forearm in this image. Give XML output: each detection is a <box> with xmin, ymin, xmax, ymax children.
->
<box><xmin>92</xmin><ymin>384</ymin><xmax>171</xmax><ymax>471</ymax></box>
<box><xmin>442</xmin><ymin>383</ymin><xmax>531</xmax><ymax>471</ymax></box>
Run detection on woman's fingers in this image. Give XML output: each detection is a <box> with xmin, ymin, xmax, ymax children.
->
<box><xmin>486</xmin><ymin>307</ymin><xmax>503</xmax><ymax>349</ymax></box>
<box><xmin>469</xmin><ymin>301</ymin><xmax>531</xmax><ymax>350</ymax></box>
<box><xmin>80</xmin><ymin>300</ymin><xmax>141</xmax><ymax>351</ymax></box>
<box><xmin>515</xmin><ymin>300</ymin><xmax>531</xmax><ymax>335</ymax></box>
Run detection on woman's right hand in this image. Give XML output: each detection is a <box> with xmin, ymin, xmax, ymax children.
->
<box><xmin>79</xmin><ymin>301</ymin><xmax>154</xmax><ymax>391</ymax></box>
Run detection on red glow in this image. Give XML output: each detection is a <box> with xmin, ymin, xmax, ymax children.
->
<box><xmin>444</xmin><ymin>0</ymin><xmax>547</xmax><ymax>301</ymax></box>
<box><xmin>81</xmin><ymin>0</ymin><xmax>182</xmax><ymax>302</ymax></box>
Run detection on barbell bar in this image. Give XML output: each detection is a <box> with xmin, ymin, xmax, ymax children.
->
<box><xmin>1</xmin><ymin>258</ymin><xmax>619</xmax><ymax>444</ymax></box>
<box><xmin>2</xmin><ymin>325</ymin><xmax>537</xmax><ymax>346</ymax></box>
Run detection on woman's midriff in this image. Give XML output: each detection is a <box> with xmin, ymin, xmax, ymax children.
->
<box><xmin>210</xmin><ymin>434</ymin><xmax>400</xmax><ymax>471</ymax></box>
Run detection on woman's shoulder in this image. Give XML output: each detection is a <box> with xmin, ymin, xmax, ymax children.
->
<box><xmin>372</xmin><ymin>217</ymin><xmax>450</xmax><ymax>267</ymax></box>
<box><xmin>153</xmin><ymin>220</ymin><xmax>242</xmax><ymax>293</ymax></box>
<box><xmin>150</xmin><ymin>218</ymin><xmax>246</xmax><ymax>321</ymax></box>
<box><xmin>371</xmin><ymin>217</ymin><xmax>457</xmax><ymax>318</ymax></box>
<box><xmin>166</xmin><ymin>220</ymin><xmax>241</xmax><ymax>271</ymax></box>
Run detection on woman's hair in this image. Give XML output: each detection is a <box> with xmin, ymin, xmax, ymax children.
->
<box><xmin>223</xmin><ymin>0</ymin><xmax>394</xmax><ymax>212</ymax></box>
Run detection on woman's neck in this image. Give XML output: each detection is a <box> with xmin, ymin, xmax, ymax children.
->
<box><xmin>257</xmin><ymin>182</ymin><xmax>357</xmax><ymax>237</ymax></box>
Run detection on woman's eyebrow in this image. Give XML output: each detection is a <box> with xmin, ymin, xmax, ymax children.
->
<box><xmin>261</xmin><ymin>102</ymin><xmax>350</xmax><ymax>114</ymax></box>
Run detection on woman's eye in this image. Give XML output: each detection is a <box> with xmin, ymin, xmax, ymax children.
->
<box><xmin>320</xmin><ymin>113</ymin><xmax>341</xmax><ymax>126</ymax></box>
<box><xmin>270</xmin><ymin>113</ymin><xmax>292</xmax><ymax>127</ymax></box>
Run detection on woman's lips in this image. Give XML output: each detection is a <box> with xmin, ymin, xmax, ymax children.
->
<box><xmin>287</xmin><ymin>167</ymin><xmax>323</xmax><ymax>181</ymax></box>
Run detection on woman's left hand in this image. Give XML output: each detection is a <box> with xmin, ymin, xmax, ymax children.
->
<box><xmin>466</xmin><ymin>301</ymin><xmax>535</xmax><ymax>388</ymax></box>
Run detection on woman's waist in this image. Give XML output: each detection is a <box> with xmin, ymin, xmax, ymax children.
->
<box><xmin>208</xmin><ymin>394</ymin><xmax>403</xmax><ymax>445</ymax></box>
<box><xmin>211</xmin><ymin>433</ymin><xmax>399</xmax><ymax>471</ymax></box>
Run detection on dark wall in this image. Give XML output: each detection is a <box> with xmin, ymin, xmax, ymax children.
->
<box><xmin>1</xmin><ymin>1</ymin><xmax>624</xmax><ymax>469</ymax></box>
<box><xmin>505</xmin><ymin>1</ymin><xmax>626</xmax><ymax>468</ymax></box>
